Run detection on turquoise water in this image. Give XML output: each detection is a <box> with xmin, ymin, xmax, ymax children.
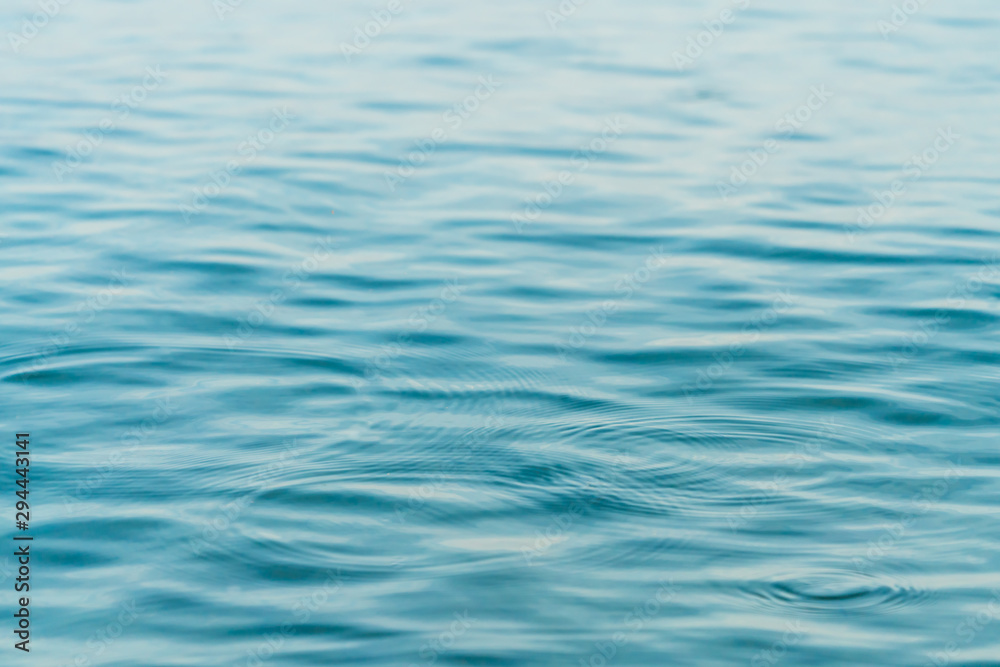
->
<box><xmin>2</xmin><ymin>0</ymin><xmax>999</xmax><ymax>665</ymax></box>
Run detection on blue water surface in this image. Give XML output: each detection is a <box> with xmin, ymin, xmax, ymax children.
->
<box><xmin>2</xmin><ymin>0</ymin><xmax>999</xmax><ymax>665</ymax></box>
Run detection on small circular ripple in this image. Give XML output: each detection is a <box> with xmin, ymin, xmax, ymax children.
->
<box><xmin>741</xmin><ymin>569</ymin><xmax>931</xmax><ymax>616</ymax></box>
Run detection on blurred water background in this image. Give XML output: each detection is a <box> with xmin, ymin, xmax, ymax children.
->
<box><xmin>1</xmin><ymin>0</ymin><xmax>999</xmax><ymax>665</ymax></box>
